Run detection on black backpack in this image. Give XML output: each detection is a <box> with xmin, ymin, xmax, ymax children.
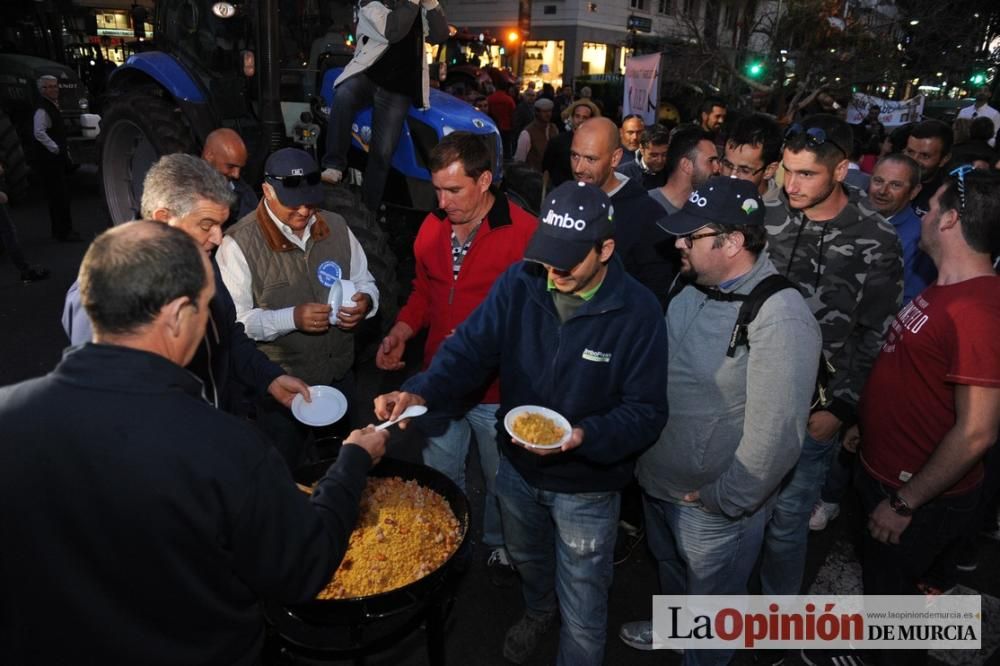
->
<box><xmin>672</xmin><ymin>275</ymin><xmax>834</xmax><ymax>410</ymax></box>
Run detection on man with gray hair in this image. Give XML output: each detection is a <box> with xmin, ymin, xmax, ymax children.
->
<box><xmin>33</xmin><ymin>74</ymin><xmax>80</xmax><ymax>242</ymax></box>
<box><xmin>63</xmin><ymin>153</ymin><xmax>310</xmax><ymax>416</ymax></box>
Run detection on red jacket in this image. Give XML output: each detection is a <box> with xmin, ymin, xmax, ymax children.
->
<box><xmin>397</xmin><ymin>192</ymin><xmax>537</xmax><ymax>404</ymax></box>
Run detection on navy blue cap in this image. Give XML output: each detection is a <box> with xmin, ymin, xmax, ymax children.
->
<box><xmin>657</xmin><ymin>176</ymin><xmax>765</xmax><ymax>236</ymax></box>
<box><xmin>524</xmin><ymin>181</ymin><xmax>614</xmax><ymax>271</ymax></box>
<box><xmin>264</xmin><ymin>148</ymin><xmax>323</xmax><ymax>208</ymax></box>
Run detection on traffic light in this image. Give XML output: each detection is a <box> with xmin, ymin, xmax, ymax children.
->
<box><xmin>746</xmin><ymin>60</ymin><xmax>765</xmax><ymax>79</ymax></box>
<box><xmin>969</xmin><ymin>71</ymin><xmax>987</xmax><ymax>86</ymax></box>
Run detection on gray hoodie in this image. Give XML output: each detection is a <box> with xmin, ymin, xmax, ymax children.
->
<box><xmin>637</xmin><ymin>253</ymin><xmax>822</xmax><ymax>518</ymax></box>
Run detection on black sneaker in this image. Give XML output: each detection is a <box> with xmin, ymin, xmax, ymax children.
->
<box><xmin>487</xmin><ymin>547</ymin><xmax>518</xmax><ymax>588</ymax></box>
<box><xmin>801</xmin><ymin>648</ymin><xmax>866</xmax><ymax>665</ymax></box>
<box><xmin>503</xmin><ymin>611</ymin><xmax>557</xmax><ymax>664</ymax></box>
<box><xmin>20</xmin><ymin>266</ymin><xmax>50</xmax><ymax>284</ymax></box>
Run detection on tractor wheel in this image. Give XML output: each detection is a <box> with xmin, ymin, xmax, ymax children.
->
<box><xmin>99</xmin><ymin>89</ymin><xmax>196</xmax><ymax>225</ymax></box>
<box><xmin>322</xmin><ymin>184</ymin><xmax>402</xmax><ymax>357</ymax></box>
<box><xmin>0</xmin><ymin>109</ymin><xmax>30</xmax><ymax>202</ymax></box>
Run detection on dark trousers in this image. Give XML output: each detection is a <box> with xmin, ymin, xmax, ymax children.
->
<box><xmin>36</xmin><ymin>156</ymin><xmax>73</xmax><ymax>239</ymax></box>
<box><xmin>322</xmin><ymin>73</ymin><xmax>411</xmax><ymax>212</ymax></box>
<box><xmin>0</xmin><ymin>203</ymin><xmax>29</xmax><ymax>271</ymax></box>
<box><xmin>856</xmin><ymin>469</ymin><xmax>980</xmax><ymax>666</ymax></box>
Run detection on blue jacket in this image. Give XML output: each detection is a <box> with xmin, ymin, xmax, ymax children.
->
<box><xmin>888</xmin><ymin>205</ymin><xmax>937</xmax><ymax>303</ymax></box>
<box><xmin>403</xmin><ymin>257</ymin><xmax>668</xmax><ymax>493</ymax></box>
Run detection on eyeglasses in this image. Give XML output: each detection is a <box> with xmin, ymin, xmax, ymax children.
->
<box><xmin>719</xmin><ymin>158</ymin><xmax>766</xmax><ymax>178</ymax></box>
<box><xmin>679</xmin><ymin>230</ymin><xmax>725</xmax><ymax>248</ymax></box>
<box><xmin>266</xmin><ymin>171</ymin><xmax>321</xmax><ymax>188</ymax></box>
<box><xmin>783</xmin><ymin>124</ymin><xmax>848</xmax><ymax>159</ymax></box>
<box><xmin>949</xmin><ymin>164</ymin><xmax>975</xmax><ymax>213</ymax></box>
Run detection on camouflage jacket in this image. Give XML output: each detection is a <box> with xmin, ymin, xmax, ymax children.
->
<box><xmin>764</xmin><ymin>187</ymin><xmax>903</xmax><ymax>425</ymax></box>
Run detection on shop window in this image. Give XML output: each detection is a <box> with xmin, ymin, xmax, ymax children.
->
<box><xmin>581</xmin><ymin>42</ymin><xmax>607</xmax><ymax>76</ymax></box>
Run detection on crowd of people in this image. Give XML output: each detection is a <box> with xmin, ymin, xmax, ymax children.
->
<box><xmin>1</xmin><ymin>43</ymin><xmax>999</xmax><ymax>666</ymax></box>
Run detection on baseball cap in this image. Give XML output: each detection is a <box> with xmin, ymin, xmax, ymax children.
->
<box><xmin>524</xmin><ymin>181</ymin><xmax>614</xmax><ymax>271</ymax></box>
<box><xmin>264</xmin><ymin>148</ymin><xmax>324</xmax><ymax>208</ymax></box>
<box><xmin>657</xmin><ymin>176</ymin><xmax>765</xmax><ymax>236</ymax></box>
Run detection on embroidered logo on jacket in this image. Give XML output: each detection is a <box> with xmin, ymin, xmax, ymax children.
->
<box><xmin>582</xmin><ymin>348</ymin><xmax>612</xmax><ymax>362</ymax></box>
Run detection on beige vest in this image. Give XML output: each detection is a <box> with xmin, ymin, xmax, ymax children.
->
<box><xmin>228</xmin><ymin>203</ymin><xmax>354</xmax><ymax>385</ymax></box>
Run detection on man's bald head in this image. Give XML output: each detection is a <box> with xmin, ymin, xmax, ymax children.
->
<box><xmin>202</xmin><ymin>128</ymin><xmax>248</xmax><ymax>181</ymax></box>
<box><xmin>577</xmin><ymin>117</ymin><xmax>619</xmax><ymax>153</ymax></box>
<box><xmin>570</xmin><ymin>117</ymin><xmax>623</xmax><ymax>193</ymax></box>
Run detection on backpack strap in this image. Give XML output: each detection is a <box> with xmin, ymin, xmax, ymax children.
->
<box><xmin>727</xmin><ymin>275</ymin><xmax>799</xmax><ymax>357</ymax></box>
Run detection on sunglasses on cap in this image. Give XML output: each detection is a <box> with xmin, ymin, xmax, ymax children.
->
<box><xmin>784</xmin><ymin>124</ymin><xmax>848</xmax><ymax>159</ymax></box>
<box><xmin>265</xmin><ymin>171</ymin><xmax>321</xmax><ymax>188</ymax></box>
<box><xmin>948</xmin><ymin>164</ymin><xmax>975</xmax><ymax>213</ymax></box>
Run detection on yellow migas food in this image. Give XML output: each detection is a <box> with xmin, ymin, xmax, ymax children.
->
<box><xmin>316</xmin><ymin>477</ymin><xmax>462</xmax><ymax>600</ymax></box>
<box><xmin>512</xmin><ymin>412</ymin><xmax>565</xmax><ymax>446</ymax></box>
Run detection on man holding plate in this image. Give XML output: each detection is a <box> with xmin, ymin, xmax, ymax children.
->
<box><xmin>218</xmin><ymin>148</ymin><xmax>379</xmax><ymax>468</ymax></box>
<box><xmin>374</xmin><ymin>181</ymin><xmax>668</xmax><ymax>666</ymax></box>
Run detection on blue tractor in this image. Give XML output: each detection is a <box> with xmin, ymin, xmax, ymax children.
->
<box><xmin>99</xmin><ymin>0</ymin><xmax>501</xmax><ymax>222</ymax></box>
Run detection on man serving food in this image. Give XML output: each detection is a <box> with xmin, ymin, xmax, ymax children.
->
<box><xmin>373</xmin><ymin>181</ymin><xmax>667</xmax><ymax>666</ymax></box>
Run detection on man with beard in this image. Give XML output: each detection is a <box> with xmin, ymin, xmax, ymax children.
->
<box><xmin>649</xmin><ymin>126</ymin><xmax>719</xmax><ymax>215</ymax></box>
<box><xmin>904</xmin><ymin>120</ymin><xmax>952</xmax><ymax>218</ymax></box>
<box><xmin>619</xmin><ymin>178</ymin><xmax>820</xmax><ymax>662</ymax></box>
<box><xmin>571</xmin><ymin>117</ymin><xmax>674</xmax><ymax>307</ymax></box>
<box><xmin>699</xmin><ymin>97</ymin><xmax>727</xmax><ymax>141</ymax></box>
<box><xmin>757</xmin><ymin>115</ymin><xmax>902</xmax><ymax>666</ymax></box>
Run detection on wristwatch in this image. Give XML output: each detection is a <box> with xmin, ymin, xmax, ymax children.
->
<box><xmin>888</xmin><ymin>491</ymin><xmax>913</xmax><ymax>517</ymax></box>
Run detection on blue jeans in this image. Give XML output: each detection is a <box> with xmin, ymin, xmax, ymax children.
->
<box><xmin>760</xmin><ymin>431</ymin><xmax>838</xmax><ymax>595</ymax></box>
<box><xmin>495</xmin><ymin>456</ymin><xmax>619</xmax><ymax>666</ymax></box>
<box><xmin>644</xmin><ymin>493</ymin><xmax>770</xmax><ymax>666</ymax></box>
<box><xmin>820</xmin><ymin>440</ymin><xmax>855</xmax><ymax>504</ymax></box>
<box><xmin>322</xmin><ymin>72</ymin><xmax>411</xmax><ymax>211</ymax></box>
<box><xmin>421</xmin><ymin>403</ymin><xmax>504</xmax><ymax>549</ymax></box>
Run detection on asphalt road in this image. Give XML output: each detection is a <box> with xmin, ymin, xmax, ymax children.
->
<box><xmin>1</xmin><ymin>167</ymin><xmax>997</xmax><ymax>666</ymax></box>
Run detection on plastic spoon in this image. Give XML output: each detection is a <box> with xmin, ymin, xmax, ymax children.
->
<box><xmin>374</xmin><ymin>404</ymin><xmax>429</xmax><ymax>431</ymax></box>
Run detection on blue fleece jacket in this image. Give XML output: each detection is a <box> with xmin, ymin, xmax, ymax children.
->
<box><xmin>403</xmin><ymin>256</ymin><xmax>668</xmax><ymax>493</ymax></box>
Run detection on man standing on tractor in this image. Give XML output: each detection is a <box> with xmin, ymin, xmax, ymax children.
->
<box><xmin>320</xmin><ymin>0</ymin><xmax>449</xmax><ymax>212</ymax></box>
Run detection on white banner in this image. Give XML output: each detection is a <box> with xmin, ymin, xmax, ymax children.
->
<box><xmin>846</xmin><ymin>93</ymin><xmax>925</xmax><ymax>127</ymax></box>
<box><xmin>653</xmin><ymin>595</ymin><xmax>981</xmax><ymax>651</ymax></box>
<box><xmin>623</xmin><ymin>53</ymin><xmax>661</xmax><ymax>126</ymax></box>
